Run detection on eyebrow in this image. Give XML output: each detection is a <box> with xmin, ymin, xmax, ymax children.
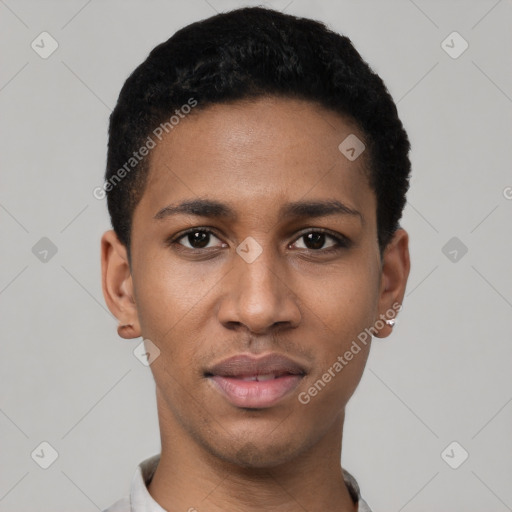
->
<box><xmin>153</xmin><ymin>198</ymin><xmax>363</xmax><ymax>224</ymax></box>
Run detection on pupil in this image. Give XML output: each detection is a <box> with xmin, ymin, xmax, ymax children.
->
<box><xmin>190</xmin><ymin>231</ymin><xmax>209</xmax><ymax>248</ymax></box>
<box><xmin>305</xmin><ymin>233</ymin><xmax>324</xmax><ymax>250</ymax></box>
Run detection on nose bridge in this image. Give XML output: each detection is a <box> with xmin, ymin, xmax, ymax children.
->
<box><xmin>236</xmin><ymin>238</ymin><xmax>282</xmax><ymax>306</ymax></box>
<box><xmin>219</xmin><ymin>237</ymin><xmax>300</xmax><ymax>332</ymax></box>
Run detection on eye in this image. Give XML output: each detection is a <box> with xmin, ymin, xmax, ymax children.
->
<box><xmin>291</xmin><ymin>230</ymin><xmax>349</xmax><ymax>252</ymax></box>
<box><xmin>172</xmin><ymin>228</ymin><xmax>225</xmax><ymax>250</ymax></box>
<box><xmin>166</xmin><ymin>227</ymin><xmax>350</xmax><ymax>253</ymax></box>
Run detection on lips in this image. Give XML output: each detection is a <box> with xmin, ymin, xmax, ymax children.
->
<box><xmin>205</xmin><ymin>353</ymin><xmax>307</xmax><ymax>408</ymax></box>
<box><xmin>205</xmin><ymin>353</ymin><xmax>306</xmax><ymax>379</ymax></box>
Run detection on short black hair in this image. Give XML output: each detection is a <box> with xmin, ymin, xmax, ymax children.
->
<box><xmin>105</xmin><ymin>6</ymin><xmax>411</xmax><ymax>265</ymax></box>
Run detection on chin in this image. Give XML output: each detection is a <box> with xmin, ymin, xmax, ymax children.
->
<box><xmin>208</xmin><ymin>433</ymin><xmax>307</xmax><ymax>469</ymax></box>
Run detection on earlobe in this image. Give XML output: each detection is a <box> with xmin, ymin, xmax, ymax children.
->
<box><xmin>373</xmin><ymin>228</ymin><xmax>410</xmax><ymax>339</ymax></box>
<box><xmin>117</xmin><ymin>323</ymin><xmax>139</xmax><ymax>339</ymax></box>
<box><xmin>100</xmin><ymin>230</ymin><xmax>142</xmax><ymax>339</ymax></box>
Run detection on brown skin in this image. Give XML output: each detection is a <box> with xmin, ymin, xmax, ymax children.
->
<box><xmin>101</xmin><ymin>96</ymin><xmax>410</xmax><ymax>511</ymax></box>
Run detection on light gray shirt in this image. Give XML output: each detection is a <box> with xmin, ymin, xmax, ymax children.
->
<box><xmin>102</xmin><ymin>453</ymin><xmax>374</xmax><ymax>512</ymax></box>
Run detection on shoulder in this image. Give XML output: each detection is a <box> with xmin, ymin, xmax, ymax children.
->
<box><xmin>357</xmin><ymin>496</ymin><xmax>374</xmax><ymax>512</ymax></box>
<box><xmin>343</xmin><ymin>468</ymin><xmax>375</xmax><ymax>512</ymax></box>
<box><xmin>101</xmin><ymin>453</ymin><xmax>161</xmax><ymax>512</ymax></box>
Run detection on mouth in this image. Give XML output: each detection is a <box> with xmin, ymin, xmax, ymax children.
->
<box><xmin>204</xmin><ymin>353</ymin><xmax>307</xmax><ymax>409</ymax></box>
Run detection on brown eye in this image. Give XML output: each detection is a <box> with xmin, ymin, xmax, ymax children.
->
<box><xmin>176</xmin><ymin>229</ymin><xmax>223</xmax><ymax>249</ymax></box>
<box><xmin>292</xmin><ymin>230</ymin><xmax>347</xmax><ymax>251</ymax></box>
<box><xmin>303</xmin><ymin>232</ymin><xmax>329</xmax><ymax>250</ymax></box>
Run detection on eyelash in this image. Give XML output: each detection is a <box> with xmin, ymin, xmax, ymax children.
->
<box><xmin>166</xmin><ymin>227</ymin><xmax>351</xmax><ymax>254</ymax></box>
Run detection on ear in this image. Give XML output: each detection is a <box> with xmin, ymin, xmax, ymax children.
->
<box><xmin>373</xmin><ymin>228</ymin><xmax>411</xmax><ymax>338</ymax></box>
<box><xmin>100</xmin><ymin>230</ymin><xmax>141</xmax><ymax>339</ymax></box>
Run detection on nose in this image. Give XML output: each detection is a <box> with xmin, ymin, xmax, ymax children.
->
<box><xmin>217</xmin><ymin>242</ymin><xmax>302</xmax><ymax>334</ymax></box>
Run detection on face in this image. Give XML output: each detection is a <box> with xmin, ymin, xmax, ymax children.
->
<box><xmin>102</xmin><ymin>96</ymin><xmax>409</xmax><ymax>468</ymax></box>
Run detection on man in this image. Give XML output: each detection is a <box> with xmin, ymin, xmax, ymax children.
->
<box><xmin>100</xmin><ymin>6</ymin><xmax>411</xmax><ymax>511</ymax></box>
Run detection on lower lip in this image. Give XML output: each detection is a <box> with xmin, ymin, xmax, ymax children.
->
<box><xmin>209</xmin><ymin>374</ymin><xmax>303</xmax><ymax>408</ymax></box>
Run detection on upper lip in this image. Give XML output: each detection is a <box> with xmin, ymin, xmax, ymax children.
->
<box><xmin>205</xmin><ymin>353</ymin><xmax>307</xmax><ymax>378</ymax></box>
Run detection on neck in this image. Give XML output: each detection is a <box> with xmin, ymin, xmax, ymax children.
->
<box><xmin>147</xmin><ymin>389</ymin><xmax>357</xmax><ymax>512</ymax></box>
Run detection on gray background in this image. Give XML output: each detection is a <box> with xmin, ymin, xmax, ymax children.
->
<box><xmin>1</xmin><ymin>0</ymin><xmax>511</xmax><ymax>510</ymax></box>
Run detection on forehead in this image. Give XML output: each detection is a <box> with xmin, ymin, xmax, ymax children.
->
<box><xmin>135</xmin><ymin>96</ymin><xmax>374</xmax><ymax>228</ymax></box>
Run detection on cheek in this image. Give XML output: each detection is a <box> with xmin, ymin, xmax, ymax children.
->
<box><xmin>135</xmin><ymin>256</ymin><xmax>217</xmax><ymax>366</ymax></box>
<box><xmin>305</xmin><ymin>263</ymin><xmax>379</xmax><ymax>342</ymax></box>
<box><xmin>298</xmin><ymin>262</ymin><xmax>378</xmax><ymax>400</ymax></box>
<box><xmin>299</xmin><ymin>293</ymin><xmax>374</xmax><ymax>421</ymax></box>
<box><xmin>134</xmin><ymin>255</ymin><xmax>203</xmax><ymax>339</ymax></box>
